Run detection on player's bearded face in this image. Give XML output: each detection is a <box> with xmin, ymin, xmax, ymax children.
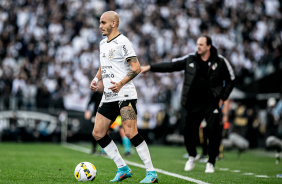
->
<box><xmin>104</xmin><ymin>26</ymin><xmax>112</xmax><ymax>36</ymax></box>
<box><xmin>100</xmin><ymin>23</ymin><xmax>112</xmax><ymax>36</ymax></box>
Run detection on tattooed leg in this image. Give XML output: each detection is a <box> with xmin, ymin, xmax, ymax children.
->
<box><xmin>120</xmin><ymin>106</ymin><xmax>138</xmax><ymax>139</ymax></box>
<box><xmin>120</xmin><ymin>106</ymin><xmax>137</xmax><ymax>121</ymax></box>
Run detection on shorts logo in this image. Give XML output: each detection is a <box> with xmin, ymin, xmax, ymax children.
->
<box><xmin>118</xmin><ymin>100</ymin><xmax>125</xmax><ymax>108</ymax></box>
<box><xmin>99</xmin><ymin>102</ymin><xmax>103</xmax><ymax>108</ymax></box>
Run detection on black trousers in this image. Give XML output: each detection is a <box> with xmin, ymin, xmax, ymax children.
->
<box><xmin>184</xmin><ymin>103</ymin><xmax>222</xmax><ymax>165</ymax></box>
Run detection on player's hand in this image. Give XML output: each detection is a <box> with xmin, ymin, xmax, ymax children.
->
<box><xmin>140</xmin><ymin>65</ymin><xmax>151</xmax><ymax>74</ymax></box>
<box><xmin>90</xmin><ymin>79</ymin><xmax>99</xmax><ymax>92</ymax></box>
<box><xmin>108</xmin><ymin>81</ymin><xmax>122</xmax><ymax>93</ymax></box>
<box><xmin>84</xmin><ymin>110</ymin><xmax>92</xmax><ymax>120</ymax></box>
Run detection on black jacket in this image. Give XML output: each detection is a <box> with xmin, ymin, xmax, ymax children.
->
<box><xmin>150</xmin><ymin>46</ymin><xmax>235</xmax><ymax>107</ymax></box>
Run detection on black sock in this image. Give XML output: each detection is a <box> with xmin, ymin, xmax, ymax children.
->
<box><xmin>130</xmin><ymin>134</ymin><xmax>144</xmax><ymax>147</ymax></box>
<box><xmin>97</xmin><ymin>134</ymin><xmax>112</xmax><ymax>148</ymax></box>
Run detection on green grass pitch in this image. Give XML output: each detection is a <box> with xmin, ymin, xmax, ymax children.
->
<box><xmin>0</xmin><ymin>142</ymin><xmax>281</xmax><ymax>184</ymax></box>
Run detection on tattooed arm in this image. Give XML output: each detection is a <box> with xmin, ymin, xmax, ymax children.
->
<box><xmin>108</xmin><ymin>57</ymin><xmax>141</xmax><ymax>93</ymax></box>
<box><xmin>124</xmin><ymin>57</ymin><xmax>141</xmax><ymax>81</ymax></box>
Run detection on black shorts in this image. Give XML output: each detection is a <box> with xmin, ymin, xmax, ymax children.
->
<box><xmin>97</xmin><ymin>99</ymin><xmax>137</xmax><ymax>122</ymax></box>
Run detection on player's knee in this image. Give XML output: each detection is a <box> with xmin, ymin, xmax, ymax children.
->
<box><xmin>92</xmin><ymin>130</ymin><xmax>97</xmax><ymax>139</ymax></box>
<box><xmin>92</xmin><ymin>130</ymin><xmax>104</xmax><ymax>140</ymax></box>
<box><xmin>124</xmin><ymin>129</ymin><xmax>138</xmax><ymax>139</ymax></box>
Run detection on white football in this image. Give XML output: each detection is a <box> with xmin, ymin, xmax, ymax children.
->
<box><xmin>74</xmin><ymin>162</ymin><xmax>97</xmax><ymax>181</ymax></box>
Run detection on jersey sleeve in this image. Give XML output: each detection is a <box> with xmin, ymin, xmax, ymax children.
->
<box><xmin>121</xmin><ymin>38</ymin><xmax>136</xmax><ymax>61</ymax></box>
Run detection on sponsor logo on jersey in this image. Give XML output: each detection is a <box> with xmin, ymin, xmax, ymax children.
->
<box><xmin>100</xmin><ymin>40</ymin><xmax>106</xmax><ymax>45</ymax></box>
<box><xmin>122</xmin><ymin>45</ymin><xmax>128</xmax><ymax>56</ymax></box>
<box><xmin>104</xmin><ymin>92</ymin><xmax>118</xmax><ymax>99</ymax></box>
<box><xmin>108</xmin><ymin>49</ymin><xmax>115</xmax><ymax>59</ymax></box>
<box><xmin>102</xmin><ymin>74</ymin><xmax>114</xmax><ymax>79</ymax></box>
<box><xmin>101</xmin><ymin>66</ymin><xmax>112</xmax><ymax>69</ymax></box>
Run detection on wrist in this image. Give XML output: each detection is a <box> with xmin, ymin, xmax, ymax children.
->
<box><xmin>120</xmin><ymin>81</ymin><xmax>124</xmax><ymax>86</ymax></box>
<box><xmin>93</xmin><ymin>77</ymin><xmax>99</xmax><ymax>83</ymax></box>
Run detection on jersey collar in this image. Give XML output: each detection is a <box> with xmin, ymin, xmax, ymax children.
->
<box><xmin>107</xmin><ymin>34</ymin><xmax>121</xmax><ymax>43</ymax></box>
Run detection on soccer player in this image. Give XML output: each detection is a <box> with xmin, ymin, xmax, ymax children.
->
<box><xmin>141</xmin><ymin>35</ymin><xmax>235</xmax><ymax>173</ymax></box>
<box><xmin>90</xmin><ymin>11</ymin><xmax>158</xmax><ymax>183</ymax></box>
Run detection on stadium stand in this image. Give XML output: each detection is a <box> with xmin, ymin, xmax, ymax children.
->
<box><xmin>0</xmin><ymin>0</ymin><xmax>281</xmax><ymax>146</ymax></box>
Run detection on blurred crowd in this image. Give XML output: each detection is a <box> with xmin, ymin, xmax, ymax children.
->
<box><xmin>0</xmin><ymin>0</ymin><xmax>281</xmax><ymax>113</ymax></box>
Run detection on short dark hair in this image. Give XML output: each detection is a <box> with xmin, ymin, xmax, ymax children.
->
<box><xmin>201</xmin><ymin>35</ymin><xmax>212</xmax><ymax>46</ymax></box>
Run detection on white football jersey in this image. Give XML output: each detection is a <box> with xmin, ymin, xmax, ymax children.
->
<box><xmin>99</xmin><ymin>34</ymin><xmax>138</xmax><ymax>102</ymax></box>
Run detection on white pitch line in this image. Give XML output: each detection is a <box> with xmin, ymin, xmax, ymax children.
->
<box><xmin>243</xmin><ymin>173</ymin><xmax>254</xmax><ymax>175</ymax></box>
<box><xmin>255</xmin><ymin>175</ymin><xmax>269</xmax><ymax>178</ymax></box>
<box><xmin>124</xmin><ymin>160</ymin><xmax>210</xmax><ymax>184</ymax></box>
<box><xmin>219</xmin><ymin>168</ymin><xmax>229</xmax><ymax>171</ymax></box>
<box><xmin>62</xmin><ymin>143</ymin><xmax>210</xmax><ymax>184</ymax></box>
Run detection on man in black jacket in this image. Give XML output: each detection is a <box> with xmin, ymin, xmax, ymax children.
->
<box><xmin>141</xmin><ymin>35</ymin><xmax>235</xmax><ymax>173</ymax></box>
